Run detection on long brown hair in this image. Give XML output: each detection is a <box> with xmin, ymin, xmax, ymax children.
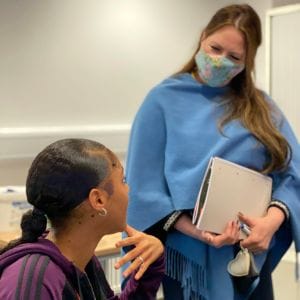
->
<box><xmin>177</xmin><ymin>4</ymin><xmax>291</xmax><ymax>174</ymax></box>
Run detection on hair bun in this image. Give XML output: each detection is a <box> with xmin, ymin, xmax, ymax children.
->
<box><xmin>20</xmin><ymin>208</ymin><xmax>47</xmax><ymax>242</ymax></box>
<box><xmin>32</xmin><ymin>207</ymin><xmax>46</xmax><ymax>217</ymax></box>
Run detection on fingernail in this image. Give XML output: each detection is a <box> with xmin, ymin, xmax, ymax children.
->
<box><xmin>134</xmin><ymin>275</ymin><xmax>140</xmax><ymax>280</ymax></box>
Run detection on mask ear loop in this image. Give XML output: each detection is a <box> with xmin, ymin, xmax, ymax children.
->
<box><xmin>98</xmin><ymin>208</ymin><xmax>107</xmax><ymax>217</ymax></box>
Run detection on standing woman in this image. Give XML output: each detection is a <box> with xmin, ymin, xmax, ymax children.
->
<box><xmin>125</xmin><ymin>4</ymin><xmax>300</xmax><ymax>300</ymax></box>
<box><xmin>0</xmin><ymin>139</ymin><xmax>164</xmax><ymax>299</ymax></box>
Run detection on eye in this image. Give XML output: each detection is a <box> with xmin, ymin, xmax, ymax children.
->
<box><xmin>230</xmin><ymin>55</ymin><xmax>240</xmax><ymax>61</ymax></box>
<box><xmin>210</xmin><ymin>45</ymin><xmax>221</xmax><ymax>52</ymax></box>
<box><xmin>122</xmin><ymin>176</ymin><xmax>127</xmax><ymax>184</ymax></box>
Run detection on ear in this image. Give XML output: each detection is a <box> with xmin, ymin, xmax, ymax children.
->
<box><xmin>87</xmin><ymin>188</ymin><xmax>109</xmax><ymax>211</ymax></box>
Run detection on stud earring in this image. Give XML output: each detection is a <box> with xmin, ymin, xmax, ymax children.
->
<box><xmin>98</xmin><ymin>208</ymin><xmax>107</xmax><ymax>217</ymax></box>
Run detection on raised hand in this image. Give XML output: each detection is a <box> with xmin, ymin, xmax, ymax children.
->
<box><xmin>114</xmin><ymin>225</ymin><xmax>164</xmax><ymax>280</ymax></box>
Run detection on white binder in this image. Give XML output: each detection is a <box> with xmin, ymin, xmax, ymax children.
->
<box><xmin>192</xmin><ymin>157</ymin><xmax>272</xmax><ymax>235</ymax></box>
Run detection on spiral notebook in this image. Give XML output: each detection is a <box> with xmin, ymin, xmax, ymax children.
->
<box><xmin>192</xmin><ymin>157</ymin><xmax>272</xmax><ymax>236</ymax></box>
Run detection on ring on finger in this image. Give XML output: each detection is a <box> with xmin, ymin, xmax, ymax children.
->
<box><xmin>138</xmin><ymin>256</ymin><xmax>144</xmax><ymax>264</ymax></box>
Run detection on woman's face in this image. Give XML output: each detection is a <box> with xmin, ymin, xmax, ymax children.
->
<box><xmin>201</xmin><ymin>25</ymin><xmax>245</xmax><ymax>66</ymax></box>
<box><xmin>105</xmin><ymin>164</ymin><xmax>129</xmax><ymax>232</ymax></box>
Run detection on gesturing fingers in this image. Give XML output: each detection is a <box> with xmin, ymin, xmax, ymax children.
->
<box><xmin>124</xmin><ymin>224</ymin><xmax>137</xmax><ymax>237</ymax></box>
<box><xmin>114</xmin><ymin>226</ymin><xmax>164</xmax><ymax>280</ymax></box>
<box><xmin>121</xmin><ymin>251</ymin><xmax>150</xmax><ymax>279</ymax></box>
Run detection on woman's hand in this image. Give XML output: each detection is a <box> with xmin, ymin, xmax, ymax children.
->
<box><xmin>239</xmin><ymin>207</ymin><xmax>285</xmax><ymax>253</ymax></box>
<box><xmin>174</xmin><ymin>214</ymin><xmax>240</xmax><ymax>247</ymax></box>
<box><xmin>198</xmin><ymin>220</ymin><xmax>240</xmax><ymax>248</ymax></box>
<box><xmin>114</xmin><ymin>225</ymin><xmax>164</xmax><ymax>280</ymax></box>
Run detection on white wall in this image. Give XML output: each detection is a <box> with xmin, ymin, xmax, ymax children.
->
<box><xmin>273</xmin><ymin>0</ymin><xmax>300</xmax><ymax>6</ymax></box>
<box><xmin>0</xmin><ymin>0</ymin><xmax>272</xmax><ymax>185</ymax></box>
<box><xmin>267</xmin><ymin>4</ymin><xmax>300</xmax><ymax>138</ymax></box>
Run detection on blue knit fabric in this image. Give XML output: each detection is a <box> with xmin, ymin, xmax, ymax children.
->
<box><xmin>126</xmin><ymin>73</ymin><xmax>300</xmax><ymax>299</ymax></box>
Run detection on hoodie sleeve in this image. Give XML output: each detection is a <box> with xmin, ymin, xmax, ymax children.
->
<box><xmin>89</xmin><ymin>254</ymin><xmax>164</xmax><ymax>300</ymax></box>
<box><xmin>118</xmin><ymin>254</ymin><xmax>165</xmax><ymax>300</ymax></box>
<box><xmin>0</xmin><ymin>253</ymin><xmax>68</xmax><ymax>300</ymax></box>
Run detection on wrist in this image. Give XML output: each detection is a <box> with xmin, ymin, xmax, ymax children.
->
<box><xmin>174</xmin><ymin>214</ymin><xmax>198</xmax><ymax>238</ymax></box>
<box><xmin>265</xmin><ymin>206</ymin><xmax>285</xmax><ymax>231</ymax></box>
<box><xmin>268</xmin><ymin>200</ymin><xmax>289</xmax><ymax>220</ymax></box>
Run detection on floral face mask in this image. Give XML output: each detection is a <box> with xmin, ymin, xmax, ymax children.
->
<box><xmin>195</xmin><ymin>49</ymin><xmax>244</xmax><ymax>87</ymax></box>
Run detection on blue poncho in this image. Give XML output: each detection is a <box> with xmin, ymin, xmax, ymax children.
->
<box><xmin>126</xmin><ymin>73</ymin><xmax>300</xmax><ymax>299</ymax></box>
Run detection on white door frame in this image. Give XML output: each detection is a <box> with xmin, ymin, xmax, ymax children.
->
<box><xmin>265</xmin><ymin>3</ymin><xmax>300</xmax><ymax>94</ymax></box>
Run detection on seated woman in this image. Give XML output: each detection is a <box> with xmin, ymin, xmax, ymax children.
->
<box><xmin>0</xmin><ymin>138</ymin><xmax>164</xmax><ymax>299</ymax></box>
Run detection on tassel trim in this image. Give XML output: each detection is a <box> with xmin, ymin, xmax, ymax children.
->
<box><xmin>166</xmin><ymin>246</ymin><xmax>208</xmax><ymax>300</ymax></box>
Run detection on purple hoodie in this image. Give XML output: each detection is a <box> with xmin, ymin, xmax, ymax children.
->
<box><xmin>0</xmin><ymin>238</ymin><xmax>164</xmax><ymax>300</ymax></box>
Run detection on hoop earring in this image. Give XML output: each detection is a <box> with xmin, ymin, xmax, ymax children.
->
<box><xmin>98</xmin><ymin>208</ymin><xmax>107</xmax><ymax>217</ymax></box>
